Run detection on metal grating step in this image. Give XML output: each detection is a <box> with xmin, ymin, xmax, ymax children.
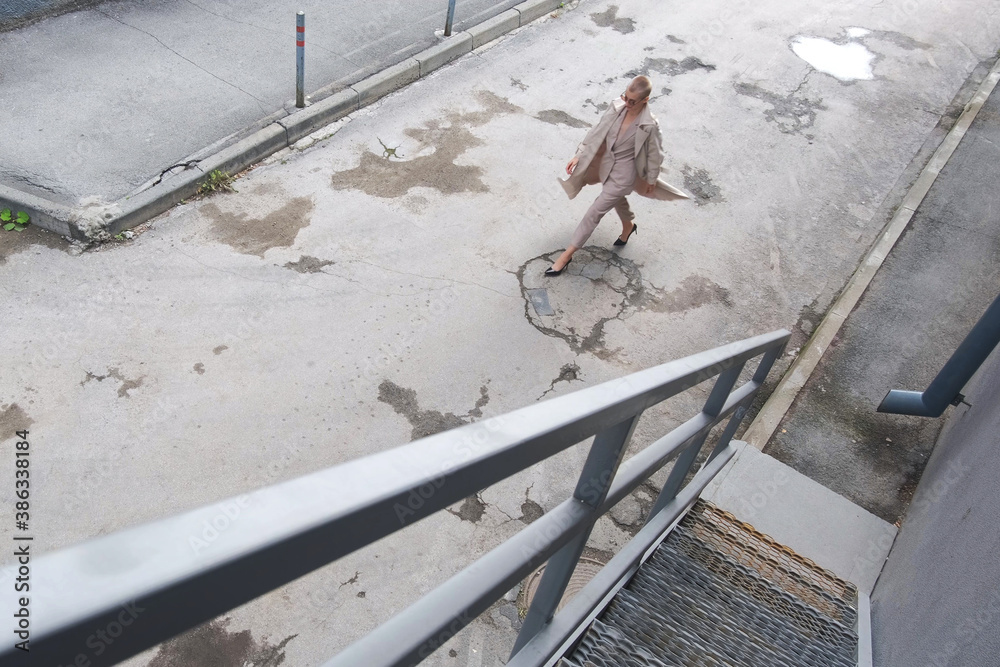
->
<box><xmin>682</xmin><ymin>500</ymin><xmax>858</xmax><ymax>626</ymax></box>
<box><xmin>561</xmin><ymin>621</ymin><xmax>674</xmax><ymax>667</ymax></box>
<box><xmin>664</xmin><ymin>529</ymin><xmax>857</xmax><ymax>652</ymax></box>
<box><xmin>564</xmin><ymin>616</ymin><xmax>726</xmax><ymax>667</ymax></box>
<box><xmin>647</xmin><ymin>537</ymin><xmax>857</xmax><ymax>660</ymax></box>
<box><xmin>599</xmin><ymin>552</ymin><xmax>854</xmax><ymax>666</ymax></box>
<box><xmin>561</xmin><ymin>501</ymin><xmax>859</xmax><ymax>667</ymax></box>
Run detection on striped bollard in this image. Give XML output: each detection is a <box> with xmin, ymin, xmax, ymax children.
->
<box><xmin>296</xmin><ymin>11</ymin><xmax>305</xmax><ymax>108</ymax></box>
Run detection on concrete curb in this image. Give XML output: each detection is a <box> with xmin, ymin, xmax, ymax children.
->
<box><xmin>741</xmin><ymin>55</ymin><xmax>1000</xmax><ymax>451</ymax></box>
<box><xmin>467</xmin><ymin>9</ymin><xmax>521</xmax><ymax>49</ymax></box>
<box><xmin>0</xmin><ymin>184</ymin><xmax>75</xmax><ymax>239</ymax></box>
<box><xmin>516</xmin><ymin>0</ymin><xmax>565</xmax><ymax>24</ymax></box>
<box><xmin>416</xmin><ymin>33</ymin><xmax>474</xmax><ymax>77</ymax></box>
<box><xmin>277</xmin><ymin>89</ymin><xmax>359</xmax><ymax>147</ymax></box>
<box><xmin>110</xmin><ymin>168</ymin><xmax>206</xmax><ymax>237</ymax></box>
<box><xmin>0</xmin><ymin>0</ymin><xmax>566</xmax><ymax>241</ymax></box>
<box><xmin>352</xmin><ymin>58</ymin><xmax>420</xmax><ymax>107</ymax></box>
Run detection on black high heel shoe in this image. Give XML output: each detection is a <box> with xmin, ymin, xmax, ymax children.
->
<box><xmin>544</xmin><ymin>257</ymin><xmax>572</xmax><ymax>277</ymax></box>
<box><xmin>614</xmin><ymin>222</ymin><xmax>638</xmax><ymax>246</ymax></box>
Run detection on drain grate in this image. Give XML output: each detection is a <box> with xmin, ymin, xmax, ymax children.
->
<box><xmin>561</xmin><ymin>501</ymin><xmax>859</xmax><ymax>667</ymax></box>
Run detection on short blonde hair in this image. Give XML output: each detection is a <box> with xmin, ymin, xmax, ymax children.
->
<box><xmin>628</xmin><ymin>76</ymin><xmax>652</xmax><ymax>100</ymax></box>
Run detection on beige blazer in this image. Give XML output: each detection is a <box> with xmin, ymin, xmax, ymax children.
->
<box><xmin>558</xmin><ymin>99</ymin><xmax>689</xmax><ymax>202</ymax></box>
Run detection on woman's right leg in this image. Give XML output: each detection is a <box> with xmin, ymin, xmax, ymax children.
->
<box><xmin>550</xmin><ymin>189</ymin><xmax>621</xmax><ymax>272</ymax></box>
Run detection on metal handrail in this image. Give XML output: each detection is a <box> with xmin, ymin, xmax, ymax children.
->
<box><xmin>878</xmin><ymin>293</ymin><xmax>1000</xmax><ymax>417</ymax></box>
<box><xmin>508</xmin><ymin>446</ymin><xmax>737</xmax><ymax>667</ymax></box>
<box><xmin>6</xmin><ymin>329</ymin><xmax>789</xmax><ymax>667</ymax></box>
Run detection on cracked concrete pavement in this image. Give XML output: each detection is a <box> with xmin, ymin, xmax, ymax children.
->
<box><xmin>2</xmin><ymin>0</ymin><xmax>1000</xmax><ymax>664</ymax></box>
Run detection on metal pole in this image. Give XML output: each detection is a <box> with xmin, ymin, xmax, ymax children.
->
<box><xmin>296</xmin><ymin>11</ymin><xmax>305</xmax><ymax>108</ymax></box>
<box><xmin>706</xmin><ymin>345</ymin><xmax>783</xmax><ymax>463</ymax></box>
<box><xmin>511</xmin><ymin>414</ymin><xmax>641</xmax><ymax>657</ymax></box>
<box><xmin>878</xmin><ymin>293</ymin><xmax>1000</xmax><ymax>416</ymax></box>
<box><xmin>647</xmin><ymin>362</ymin><xmax>745</xmax><ymax>518</ymax></box>
<box><xmin>444</xmin><ymin>0</ymin><xmax>457</xmax><ymax>36</ymax></box>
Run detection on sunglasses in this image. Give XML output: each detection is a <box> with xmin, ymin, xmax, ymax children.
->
<box><xmin>621</xmin><ymin>91</ymin><xmax>648</xmax><ymax>106</ymax></box>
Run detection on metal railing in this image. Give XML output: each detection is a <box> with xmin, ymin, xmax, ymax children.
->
<box><xmin>5</xmin><ymin>330</ymin><xmax>789</xmax><ymax>667</ymax></box>
<box><xmin>878</xmin><ymin>293</ymin><xmax>1000</xmax><ymax>417</ymax></box>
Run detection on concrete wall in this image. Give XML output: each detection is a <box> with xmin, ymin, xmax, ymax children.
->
<box><xmin>872</xmin><ymin>345</ymin><xmax>1000</xmax><ymax>666</ymax></box>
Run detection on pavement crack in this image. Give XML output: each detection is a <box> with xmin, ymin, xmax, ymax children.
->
<box><xmin>80</xmin><ymin>367</ymin><xmax>145</xmax><ymax>398</ymax></box>
<box><xmin>976</xmin><ymin>135</ymin><xmax>998</xmax><ymax>150</ymax></box>
<box><xmin>95</xmin><ymin>8</ymin><xmax>271</xmax><ymax>113</ymax></box>
<box><xmin>539</xmin><ymin>362</ymin><xmax>582</xmax><ymax>399</ymax></box>
<box><xmin>953</xmin><ymin>38</ymin><xmax>979</xmax><ymax>60</ymax></box>
<box><xmin>174</xmin><ymin>248</ymin><xmax>302</xmax><ymax>287</ymax></box>
<box><xmin>378</xmin><ymin>379</ymin><xmax>490</xmax><ymax>441</ymax></box>
<box><xmin>493</xmin><ymin>504</ymin><xmax>517</xmax><ymax>522</ymax></box>
<box><xmin>318</xmin><ymin>265</ymin><xmax>448</xmax><ymax>297</ymax></box>
<box><xmin>80</xmin><ymin>370</ymin><xmax>109</xmax><ymax>385</ymax></box>
<box><xmin>791</xmin><ymin>70</ymin><xmax>814</xmax><ymax>96</ymax></box>
<box><xmin>350</xmin><ymin>259</ymin><xmax>518</xmax><ymax>298</ymax></box>
<box><xmin>733</xmin><ymin>81</ymin><xmax>826</xmax><ymax>135</ymax></box>
<box><xmin>173</xmin><ymin>248</ymin><xmax>439</xmax><ymax>297</ymax></box>
<box><xmin>150</xmin><ymin>160</ymin><xmax>201</xmax><ymax>188</ymax></box>
<box><xmin>8</xmin><ymin>170</ymin><xmax>62</xmax><ymax>196</ymax></box>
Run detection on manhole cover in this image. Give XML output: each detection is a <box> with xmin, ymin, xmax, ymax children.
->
<box><xmin>519</xmin><ymin>556</ymin><xmax>609</xmax><ymax>616</ymax></box>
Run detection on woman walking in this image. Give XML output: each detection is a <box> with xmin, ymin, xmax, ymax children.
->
<box><xmin>546</xmin><ymin>75</ymin><xmax>688</xmax><ymax>276</ymax></box>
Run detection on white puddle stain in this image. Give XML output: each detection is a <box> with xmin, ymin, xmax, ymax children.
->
<box><xmin>791</xmin><ymin>31</ymin><xmax>876</xmax><ymax>81</ymax></box>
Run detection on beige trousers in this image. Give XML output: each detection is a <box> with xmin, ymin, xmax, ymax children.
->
<box><xmin>570</xmin><ymin>190</ymin><xmax>635</xmax><ymax>248</ymax></box>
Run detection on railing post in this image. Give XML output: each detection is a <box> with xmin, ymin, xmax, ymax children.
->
<box><xmin>706</xmin><ymin>345</ymin><xmax>783</xmax><ymax>463</ymax></box>
<box><xmin>511</xmin><ymin>413</ymin><xmax>642</xmax><ymax>657</ymax></box>
<box><xmin>878</xmin><ymin>292</ymin><xmax>1000</xmax><ymax>417</ymax></box>
<box><xmin>296</xmin><ymin>11</ymin><xmax>305</xmax><ymax>108</ymax></box>
<box><xmin>444</xmin><ymin>0</ymin><xmax>457</xmax><ymax>36</ymax></box>
<box><xmin>647</xmin><ymin>361</ymin><xmax>745</xmax><ymax>519</ymax></box>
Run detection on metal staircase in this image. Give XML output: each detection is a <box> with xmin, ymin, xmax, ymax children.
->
<box><xmin>561</xmin><ymin>500</ymin><xmax>859</xmax><ymax>667</ymax></box>
<box><xmin>10</xmin><ymin>330</ymin><xmax>798</xmax><ymax>667</ymax></box>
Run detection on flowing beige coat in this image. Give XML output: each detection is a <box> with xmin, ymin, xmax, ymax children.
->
<box><xmin>558</xmin><ymin>98</ymin><xmax>689</xmax><ymax>201</ymax></box>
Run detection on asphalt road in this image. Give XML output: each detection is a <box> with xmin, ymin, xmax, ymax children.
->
<box><xmin>765</xmin><ymin>65</ymin><xmax>1000</xmax><ymax>524</ymax></box>
<box><xmin>0</xmin><ymin>0</ymin><xmax>523</xmax><ymax>205</ymax></box>
<box><xmin>0</xmin><ymin>0</ymin><xmax>91</xmax><ymax>27</ymax></box>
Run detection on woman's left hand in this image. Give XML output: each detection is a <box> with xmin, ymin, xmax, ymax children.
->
<box><xmin>640</xmin><ymin>180</ymin><xmax>656</xmax><ymax>195</ymax></box>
